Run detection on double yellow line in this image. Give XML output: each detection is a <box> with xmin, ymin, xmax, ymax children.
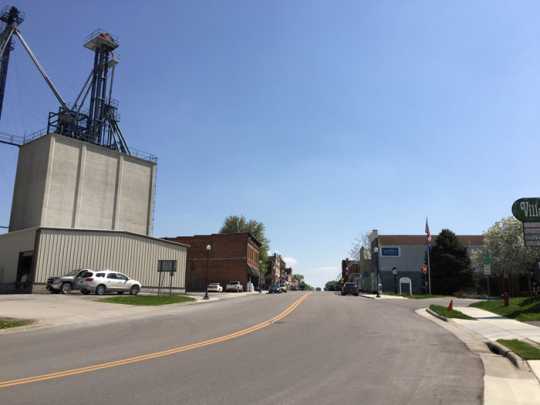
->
<box><xmin>0</xmin><ymin>293</ymin><xmax>311</xmax><ymax>389</ymax></box>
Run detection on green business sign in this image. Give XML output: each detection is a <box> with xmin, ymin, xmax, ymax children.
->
<box><xmin>483</xmin><ymin>254</ymin><xmax>492</xmax><ymax>265</ymax></box>
<box><xmin>512</xmin><ymin>198</ymin><xmax>540</xmax><ymax>222</ymax></box>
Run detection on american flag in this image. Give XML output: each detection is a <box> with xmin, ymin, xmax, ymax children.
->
<box><xmin>425</xmin><ymin>217</ymin><xmax>432</xmax><ymax>244</ymax></box>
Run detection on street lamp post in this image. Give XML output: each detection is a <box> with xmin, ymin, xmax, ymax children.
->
<box><xmin>392</xmin><ymin>267</ymin><xmax>398</xmax><ymax>294</ymax></box>
<box><xmin>204</xmin><ymin>244</ymin><xmax>211</xmax><ymax>300</ymax></box>
<box><xmin>374</xmin><ymin>246</ymin><xmax>380</xmax><ymax>298</ymax></box>
<box><xmin>258</xmin><ymin>259</ymin><xmax>263</xmax><ymax>293</ymax></box>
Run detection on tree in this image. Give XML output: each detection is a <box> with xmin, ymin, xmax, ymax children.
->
<box><xmin>349</xmin><ymin>233</ymin><xmax>371</xmax><ymax>261</ymax></box>
<box><xmin>292</xmin><ymin>274</ymin><xmax>304</xmax><ymax>283</ymax></box>
<box><xmin>219</xmin><ymin>215</ymin><xmax>270</xmax><ymax>269</ymax></box>
<box><xmin>298</xmin><ymin>280</ymin><xmax>314</xmax><ymax>290</ymax></box>
<box><xmin>475</xmin><ymin>216</ymin><xmax>537</xmax><ymax>279</ymax></box>
<box><xmin>430</xmin><ymin>229</ymin><xmax>472</xmax><ymax>294</ymax></box>
<box><xmin>324</xmin><ymin>280</ymin><xmax>341</xmax><ymax>291</ymax></box>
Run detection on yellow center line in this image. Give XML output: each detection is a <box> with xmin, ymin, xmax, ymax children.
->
<box><xmin>0</xmin><ymin>293</ymin><xmax>311</xmax><ymax>389</ymax></box>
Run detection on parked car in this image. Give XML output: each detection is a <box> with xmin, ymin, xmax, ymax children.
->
<box><xmin>79</xmin><ymin>270</ymin><xmax>142</xmax><ymax>295</ymax></box>
<box><xmin>341</xmin><ymin>282</ymin><xmax>359</xmax><ymax>296</ymax></box>
<box><xmin>268</xmin><ymin>284</ymin><xmax>282</xmax><ymax>294</ymax></box>
<box><xmin>207</xmin><ymin>283</ymin><xmax>223</xmax><ymax>292</ymax></box>
<box><xmin>279</xmin><ymin>284</ymin><xmax>288</xmax><ymax>293</ymax></box>
<box><xmin>225</xmin><ymin>281</ymin><xmax>244</xmax><ymax>292</ymax></box>
<box><xmin>47</xmin><ymin>268</ymin><xmax>94</xmax><ymax>294</ymax></box>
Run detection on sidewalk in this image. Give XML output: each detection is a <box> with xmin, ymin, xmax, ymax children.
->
<box><xmin>455</xmin><ymin>306</ymin><xmax>540</xmax><ymax>383</ymax></box>
<box><xmin>187</xmin><ymin>291</ymin><xmax>262</xmax><ymax>301</ymax></box>
<box><xmin>359</xmin><ymin>293</ymin><xmax>406</xmax><ymax>300</ymax></box>
<box><xmin>456</xmin><ymin>306</ymin><xmax>540</xmax><ymax>344</ymax></box>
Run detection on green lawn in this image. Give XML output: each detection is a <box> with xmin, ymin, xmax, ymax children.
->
<box><xmin>0</xmin><ymin>318</ymin><xmax>34</xmax><ymax>329</ymax></box>
<box><xmin>429</xmin><ymin>304</ymin><xmax>474</xmax><ymax>320</ymax></box>
<box><xmin>471</xmin><ymin>296</ymin><xmax>540</xmax><ymax>322</ymax></box>
<box><xmin>101</xmin><ymin>294</ymin><xmax>196</xmax><ymax>306</ymax></box>
<box><xmin>497</xmin><ymin>339</ymin><xmax>540</xmax><ymax>360</ymax></box>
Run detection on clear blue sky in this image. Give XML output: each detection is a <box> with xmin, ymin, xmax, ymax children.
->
<box><xmin>1</xmin><ymin>1</ymin><xmax>539</xmax><ymax>287</ymax></box>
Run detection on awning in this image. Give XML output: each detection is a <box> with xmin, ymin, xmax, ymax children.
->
<box><xmin>247</xmin><ymin>265</ymin><xmax>260</xmax><ymax>277</ymax></box>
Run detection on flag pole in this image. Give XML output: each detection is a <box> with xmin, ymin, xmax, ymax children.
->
<box><xmin>425</xmin><ymin>217</ymin><xmax>432</xmax><ymax>295</ymax></box>
<box><xmin>427</xmin><ymin>243</ymin><xmax>432</xmax><ymax>295</ymax></box>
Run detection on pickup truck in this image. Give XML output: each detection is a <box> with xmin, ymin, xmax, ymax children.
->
<box><xmin>225</xmin><ymin>281</ymin><xmax>244</xmax><ymax>292</ymax></box>
<box><xmin>47</xmin><ymin>268</ymin><xmax>94</xmax><ymax>294</ymax></box>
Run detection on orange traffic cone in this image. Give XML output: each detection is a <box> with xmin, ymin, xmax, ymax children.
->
<box><xmin>447</xmin><ymin>299</ymin><xmax>453</xmax><ymax>311</ymax></box>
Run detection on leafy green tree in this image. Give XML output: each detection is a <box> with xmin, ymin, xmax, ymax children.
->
<box><xmin>292</xmin><ymin>274</ymin><xmax>304</xmax><ymax>282</ymax></box>
<box><xmin>219</xmin><ymin>215</ymin><xmax>270</xmax><ymax>269</ymax></box>
<box><xmin>299</xmin><ymin>280</ymin><xmax>314</xmax><ymax>290</ymax></box>
<box><xmin>324</xmin><ymin>280</ymin><xmax>340</xmax><ymax>291</ymax></box>
<box><xmin>430</xmin><ymin>229</ymin><xmax>472</xmax><ymax>294</ymax></box>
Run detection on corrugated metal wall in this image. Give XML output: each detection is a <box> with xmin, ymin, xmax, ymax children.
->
<box><xmin>34</xmin><ymin>229</ymin><xmax>187</xmax><ymax>289</ymax></box>
<box><xmin>0</xmin><ymin>228</ymin><xmax>36</xmax><ymax>291</ymax></box>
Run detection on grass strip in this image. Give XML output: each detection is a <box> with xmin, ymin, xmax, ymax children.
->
<box><xmin>471</xmin><ymin>296</ymin><xmax>540</xmax><ymax>322</ymax></box>
<box><xmin>497</xmin><ymin>339</ymin><xmax>540</xmax><ymax>360</ymax></box>
<box><xmin>0</xmin><ymin>318</ymin><xmax>35</xmax><ymax>329</ymax></box>
<box><xmin>429</xmin><ymin>304</ymin><xmax>474</xmax><ymax>320</ymax></box>
<box><xmin>101</xmin><ymin>295</ymin><xmax>196</xmax><ymax>306</ymax></box>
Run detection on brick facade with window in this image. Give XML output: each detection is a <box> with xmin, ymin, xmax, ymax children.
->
<box><xmin>164</xmin><ymin>233</ymin><xmax>261</xmax><ymax>292</ymax></box>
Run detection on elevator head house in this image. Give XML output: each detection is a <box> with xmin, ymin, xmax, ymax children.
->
<box><xmin>0</xmin><ymin>11</ymin><xmax>188</xmax><ymax>293</ymax></box>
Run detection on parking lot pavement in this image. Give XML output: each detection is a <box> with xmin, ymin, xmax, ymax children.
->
<box><xmin>0</xmin><ymin>291</ymin><xmax>263</xmax><ymax>333</ymax></box>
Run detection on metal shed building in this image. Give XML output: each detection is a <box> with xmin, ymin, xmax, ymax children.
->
<box><xmin>0</xmin><ymin>227</ymin><xmax>188</xmax><ymax>293</ymax></box>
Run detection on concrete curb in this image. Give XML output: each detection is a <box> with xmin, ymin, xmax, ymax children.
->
<box><xmin>528</xmin><ymin>361</ymin><xmax>540</xmax><ymax>385</ymax></box>
<box><xmin>424</xmin><ymin>307</ymin><xmax>540</xmax><ymax>383</ymax></box>
<box><xmin>426</xmin><ymin>307</ymin><xmax>449</xmax><ymax>322</ymax></box>
<box><xmin>417</xmin><ymin>308</ymin><xmax>540</xmax><ymax>403</ymax></box>
<box><xmin>485</xmin><ymin>341</ymin><xmax>530</xmax><ymax>371</ymax></box>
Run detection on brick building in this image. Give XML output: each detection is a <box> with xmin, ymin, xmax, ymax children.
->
<box><xmin>266</xmin><ymin>253</ymin><xmax>286</xmax><ymax>286</ymax></box>
<box><xmin>165</xmin><ymin>233</ymin><xmax>261</xmax><ymax>292</ymax></box>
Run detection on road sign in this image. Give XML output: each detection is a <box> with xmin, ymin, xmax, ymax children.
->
<box><xmin>158</xmin><ymin>260</ymin><xmax>177</xmax><ymax>272</ymax></box>
<box><xmin>483</xmin><ymin>264</ymin><xmax>491</xmax><ymax>276</ymax></box>
<box><xmin>483</xmin><ymin>254</ymin><xmax>492</xmax><ymax>265</ymax></box>
<box><xmin>523</xmin><ymin>222</ymin><xmax>540</xmax><ymax>247</ymax></box>
<box><xmin>512</xmin><ymin>198</ymin><xmax>540</xmax><ymax>222</ymax></box>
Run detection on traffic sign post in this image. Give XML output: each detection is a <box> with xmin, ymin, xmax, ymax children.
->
<box><xmin>483</xmin><ymin>264</ymin><xmax>491</xmax><ymax>296</ymax></box>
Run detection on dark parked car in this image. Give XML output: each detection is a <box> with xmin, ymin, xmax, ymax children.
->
<box><xmin>268</xmin><ymin>284</ymin><xmax>282</xmax><ymax>294</ymax></box>
<box><xmin>341</xmin><ymin>282</ymin><xmax>359</xmax><ymax>296</ymax></box>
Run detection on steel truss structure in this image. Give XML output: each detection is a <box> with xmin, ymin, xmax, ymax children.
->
<box><xmin>0</xmin><ymin>6</ymin><xmax>130</xmax><ymax>154</ymax></box>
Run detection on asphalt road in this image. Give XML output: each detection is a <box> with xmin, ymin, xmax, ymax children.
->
<box><xmin>0</xmin><ymin>292</ymin><xmax>483</xmax><ymax>405</ymax></box>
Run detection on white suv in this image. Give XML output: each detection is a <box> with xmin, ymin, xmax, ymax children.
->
<box><xmin>225</xmin><ymin>281</ymin><xmax>244</xmax><ymax>292</ymax></box>
<box><xmin>207</xmin><ymin>283</ymin><xmax>223</xmax><ymax>292</ymax></box>
<box><xmin>79</xmin><ymin>270</ymin><xmax>142</xmax><ymax>296</ymax></box>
